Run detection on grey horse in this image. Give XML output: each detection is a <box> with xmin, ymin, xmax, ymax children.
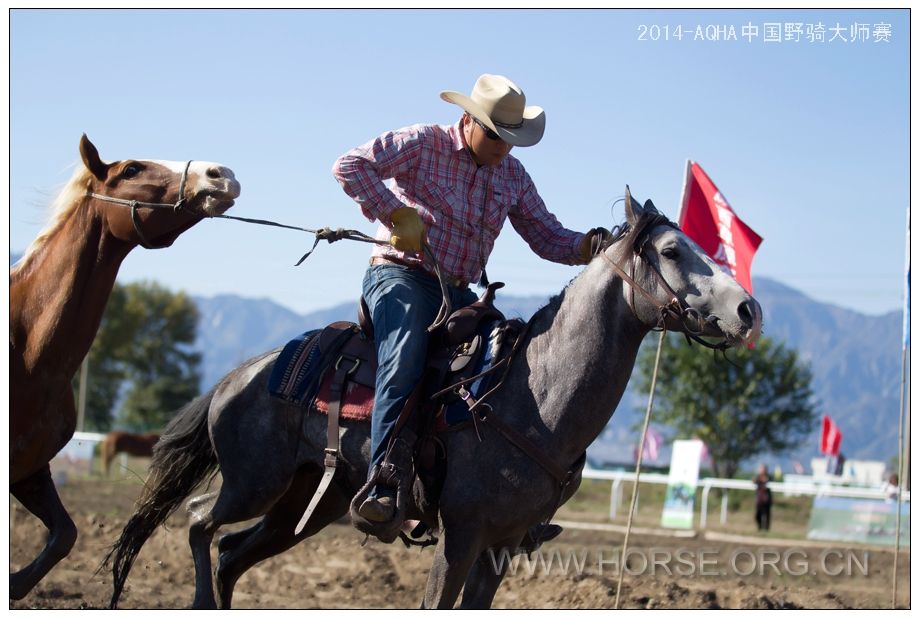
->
<box><xmin>105</xmin><ymin>193</ymin><xmax>762</xmax><ymax>609</ymax></box>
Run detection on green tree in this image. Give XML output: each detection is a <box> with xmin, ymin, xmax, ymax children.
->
<box><xmin>72</xmin><ymin>285</ymin><xmax>130</xmax><ymax>432</ymax></box>
<box><xmin>72</xmin><ymin>281</ymin><xmax>201</xmax><ymax>431</ymax></box>
<box><xmin>117</xmin><ymin>282</ymin><xmax>202</xmax><ymax>430</ymax></box>
<box><xmin>635</xmin><ymin>334</ymin><xmax>817</xmax><ymax>479</ymax></box>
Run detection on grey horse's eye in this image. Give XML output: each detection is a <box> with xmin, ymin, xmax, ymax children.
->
<box><xmin>661</xmin><ymin>246</ymin><xmax>679</xmax><ymax>260</ymax></box>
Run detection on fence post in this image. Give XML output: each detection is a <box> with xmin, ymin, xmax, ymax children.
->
<box><xmin>609</xmin><ymin>478</ymin><xmax>622</xmax><ymax>520</ymax></box>
<box><xmin>700</xmin><ymin>482</ymin><xmax>711</xmax><ymax>529</ymax></box>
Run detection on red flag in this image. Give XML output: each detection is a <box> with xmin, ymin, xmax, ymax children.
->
<box><xmin>820</xmin><ymin>415</ymin><xmax>842</xmax><ymax>456</ymax></box>
<box><xmin>678</xmin><ymin>161</ymin><xmax>763</xmax><ymax>294</ymax></box>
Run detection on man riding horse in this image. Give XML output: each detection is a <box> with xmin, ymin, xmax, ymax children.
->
<box><xmin>333</xmin><ymin>74</ymin><xmax>611</xmax><ymax>539</ymax></box>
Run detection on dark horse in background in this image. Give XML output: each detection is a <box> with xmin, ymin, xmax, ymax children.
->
<box><xmin>101</xmin><ymin>432</ymin><xmax>161</xmax><ymax>476</ymax></box>
<box><xmin>9</xmin><ymin>135</ymin><xmax>240</xmax><ymax>599</ymax></box>
<box><xmin>107</xmin><ymin>193</ymin><xmax>762</xmax><ymax>608</ymax></box>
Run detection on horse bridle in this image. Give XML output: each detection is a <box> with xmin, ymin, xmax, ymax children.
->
<box><xmin>87</xmin><ymin>160</ymin><xmax>198</xmax><ymax>249</ymax></box>
<box><xmin>599</xmin><ymin>215</ymin><xmax>730</xmax><ymax>351</ymax></box>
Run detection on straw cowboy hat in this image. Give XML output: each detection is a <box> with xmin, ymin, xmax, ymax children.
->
<box><xmin>440</xmin><ymin>74</ymin><xmax>545</xmax><ymax>147</ymax></box>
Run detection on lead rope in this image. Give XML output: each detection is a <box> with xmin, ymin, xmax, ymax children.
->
<box><xmin>214</xmin><ymin>215</ymin><xmax>454</xmax><ymax>331</ymax></box>
<box><xmin>614</xmin><ymin>328</ymin><xmax>666</xmax><ymax>609</ymax></box>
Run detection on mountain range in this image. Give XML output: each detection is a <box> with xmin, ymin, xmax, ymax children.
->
<box><xmin>10</xmin><ymin>251</ymin><xmax>905</xmax><ymax>469</ymax></box>
<box><xmin>191</xmin><ymin>276</ymin><xmax>907</xmax><ymax>469</ymax></box>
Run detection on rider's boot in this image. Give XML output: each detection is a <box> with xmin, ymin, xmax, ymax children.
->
<box><xmin>351</xmin><ymin>430</ymin><xmax>416</xmax><ymax>543</ymax></box>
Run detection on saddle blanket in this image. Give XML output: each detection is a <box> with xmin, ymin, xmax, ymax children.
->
<box><xmin>267</xmin><ymin>320</ymin><xmax>502</xmax><ymax>425</ymax></box>
<box><xmin>267</xmin><ymin>328</ymin><xmax>375</xmax><ymax>420</ymax></box>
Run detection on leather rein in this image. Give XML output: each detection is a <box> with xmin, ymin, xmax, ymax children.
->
<box><xmin>87</xmin><ymin>160</ymin><xmax>196</xmax><ymax>250</ymax></box>
<box><xmin>600</xmin><ymin>215</ymin><xmax>731</xmax><ymax>351</ymax></box>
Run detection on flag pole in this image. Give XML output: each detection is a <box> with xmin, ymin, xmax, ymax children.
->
<box><xmin>676</xmin><ymin>159</ymin><xmax>693</xmax><ymax>225</ymax></box>
<box><xmin>892</xmin><ymin>208</ymin><xmax>909</xmax><ymax>608</ymax></box>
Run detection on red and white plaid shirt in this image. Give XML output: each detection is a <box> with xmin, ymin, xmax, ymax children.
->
<box><xmin>333</xmin><ymin>120</ymin><xmax>585</xmax><ymax>285</ymax></box>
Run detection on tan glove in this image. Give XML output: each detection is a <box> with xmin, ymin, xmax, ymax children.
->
<box><xmin>389</xmin><ymin>207</ymin><xmax>426</xmax><ymax>253</ymax></box>
<box><xmin>579</xmin><ymin>227</ymin><xmax>613</xmax><ymax>262</ymax></box>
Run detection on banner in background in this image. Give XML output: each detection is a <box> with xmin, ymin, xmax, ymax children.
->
<box><xmin>661</xmin><ymin>439</ymin><xmax>704</xmax><ymax>529</ymax></box>
<box><xmin>808</xmin><ymin>496</ymin><xmax>910</xmax><ymax>546</ymax></box>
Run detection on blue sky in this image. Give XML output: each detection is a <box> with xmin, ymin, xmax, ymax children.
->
<box><xmin>9</xmin><ymin>8</ymin><xmax>910</xmax><ymax>317</ymax></box>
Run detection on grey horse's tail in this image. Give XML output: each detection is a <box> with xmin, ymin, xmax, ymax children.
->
<box><xmin>103</xmin><ymin>387</ymin><xmax>219</xmax><ymax>609</ymax></box>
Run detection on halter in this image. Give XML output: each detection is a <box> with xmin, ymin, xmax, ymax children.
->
<box><xmin>87</xmin><ymin>160</ymin><xmax>196</xmax><ymax>249</ymax></box>
<box><xmin>600</xmin><ymin>214</ymin><xmax>731</xmax><ymax>351</ymax></box>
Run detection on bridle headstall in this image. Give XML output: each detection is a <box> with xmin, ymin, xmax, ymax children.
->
<box><xmin>599</xmin><ymin>215</ymin><xmax>730</xmax><ymax>351</ymax></box>
<box><xmin>87</xmin><ymin>160</ymin><xmax>194</xmax><ymax>250</ymax></box>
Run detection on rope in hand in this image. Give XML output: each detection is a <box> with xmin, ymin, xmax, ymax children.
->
<box><xmin>211</xmin><ymin>212</ymin><xmax>453</xmax><ymax>331</ymax></box>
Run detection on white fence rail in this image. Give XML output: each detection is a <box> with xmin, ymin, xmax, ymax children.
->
<box><xmin>582</xmin><ymin>467</ymin><xmax>910</xmax><ymax>528</ymax></box>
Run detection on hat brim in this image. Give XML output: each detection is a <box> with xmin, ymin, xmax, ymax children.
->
<box><xmin>440</xmin><ymin>90</ymin><xmax>545</xmax><ymax>147</ymax></box>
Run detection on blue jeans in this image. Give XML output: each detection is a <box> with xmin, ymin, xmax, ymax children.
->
<box><xmin>362</xmin><ymin>265</ymin><xmax>477</xmax><ymax>484</ymax></box>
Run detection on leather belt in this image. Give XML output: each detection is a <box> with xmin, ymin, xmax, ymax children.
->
<box><xmin>370</xmin><ymin>255</ymin><xmax>469</xmax><ymax>289</ymax></box>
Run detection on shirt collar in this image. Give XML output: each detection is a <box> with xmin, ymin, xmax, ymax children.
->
<box><xmin>448</xmin><ymin>120</ymin><xmax>467</xmax><ymax>153</ymax></box>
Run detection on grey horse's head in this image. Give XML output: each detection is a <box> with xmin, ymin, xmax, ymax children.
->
<box><xmin>608</xmin><ymin>188</ymin><xmax>762</xmax><ymax>347</ymax></box>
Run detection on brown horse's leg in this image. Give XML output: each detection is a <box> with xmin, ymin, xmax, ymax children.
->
<box><xmin>215</xmin><ymin>470</ymin><xmax>350</xmax><ymax>609</ymax></box>
<box><xmin>102</xmin><ymin>439</ymin><xmax>114</xmax><ymax>476</ymax></box>
<box><xmin>9</xmin><ymin>465</ymin><xmax>78</xmax><ymax>600</ymax></box>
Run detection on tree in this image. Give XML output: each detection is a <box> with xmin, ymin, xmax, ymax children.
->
<box><xmin>73</xmin><ymin>281</ymin><xmax>202</xmax><ymax>431</ymax></box>
<box><xmin>117</xmin><ymin>281</ymin><xmax>202</xmax><ymax>430</ymax></box>
<box><xmin>72</xmin><ymin>285</ymin><xmax>130</xmax><ymax>432</ymax></box>
<box><xmin>634</xmin><ymin>333</ymin><xmax>817</xmax><ymax>479</ymax></box>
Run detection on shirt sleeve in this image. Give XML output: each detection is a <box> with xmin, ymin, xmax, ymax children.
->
<box><xmin>508</xmin><ymin>170</ymin><xmax>585</xmax><ymax>265</ymax></box>
<box><xmin>332</xmin><ymin>126</ymin><xmax>425</xmax><ymax>224</ymax></box>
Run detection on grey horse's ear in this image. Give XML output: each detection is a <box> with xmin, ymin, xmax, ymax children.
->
<box><xmin>624</xmin><ymin>185</ymin><xmax>644</xmax><ymax>224</ymax></box>
<box><xmin>643</xmin><ymin>199</ymin><xmax>660</xmax><ymax>216</ymax></box>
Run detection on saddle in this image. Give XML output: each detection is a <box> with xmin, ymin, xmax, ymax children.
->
<box><xmin>290</xmin><ymin>283</ymin><xmax>527</xmax><ymax>540</ymax></box>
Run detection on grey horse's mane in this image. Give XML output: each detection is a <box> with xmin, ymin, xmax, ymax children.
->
<box><xmin>527</xmin><ymin>208</ymin><xmax>671</xmax><ymax>330</ymax></box>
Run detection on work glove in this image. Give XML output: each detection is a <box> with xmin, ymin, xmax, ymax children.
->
<box><xmin>389</xmin><ymin>207</ymin><xmax>425</xmax><ymax>254</ymax></box>
<box><xmin>579</xmin><ymin>227</ymin><xmax>613</xmax><ymax>262</ymax></box>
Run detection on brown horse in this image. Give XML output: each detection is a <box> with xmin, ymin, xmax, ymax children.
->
<box><xmin>101</xmin><ymin>432</ymin><xmax>161</xmax><ymax>476</ymax></box>
<box><xmin>9</xmin><ymin>135</ymin><xmax>240</xmax><ymax>600</ymax></box>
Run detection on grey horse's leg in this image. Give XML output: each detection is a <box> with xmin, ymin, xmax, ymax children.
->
<box><xmin>422</xmin><ymin>524</ymin><xmax>484</xmax><ymax>608</ymax></box>
<box><xmin>9</xmin><ymin>465</ymin><xmax>78</xmax><ymax>600</ymax></box>
<box><xmin>215</xmin><ymin>470</ymin><xmax>351</xmax><ymax>609</ymax></box>
<box><xmin>458</xmin><ymin>540</ymin><xmax>520</xmax><ymax>609</ymax></box>
<box><xmin>188</xmin><ymin>476</ymin><xmax>296</xmax><ymax>608</ymax></box>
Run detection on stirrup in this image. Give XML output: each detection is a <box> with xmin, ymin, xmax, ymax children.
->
<box><xmin>349</xmin><ymin>465</ymin><xmax>408</xmax><ymax>544</ymax></box>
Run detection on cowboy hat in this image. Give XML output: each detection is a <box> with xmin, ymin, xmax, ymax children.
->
<box><xmin>440</xmin><ymin>74</ymin><xmax>545</xmax><ymax>147</ymax></box>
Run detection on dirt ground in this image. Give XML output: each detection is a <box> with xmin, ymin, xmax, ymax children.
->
<box><xmin>9</xmin><ymin>473</ymin><xmax>911</xmax><ymax>609</ymax></box>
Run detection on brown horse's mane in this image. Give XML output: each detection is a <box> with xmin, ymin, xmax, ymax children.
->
<box><xmin>12</xmin><ymin>164</ymin><xmax>96</xmax><ymax>278</ymax></box>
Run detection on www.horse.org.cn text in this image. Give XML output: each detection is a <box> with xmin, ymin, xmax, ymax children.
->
<box><xmin>488</xmin><ymin>547</ymin><xmax>872</xmax><ymax>578</ymax></box>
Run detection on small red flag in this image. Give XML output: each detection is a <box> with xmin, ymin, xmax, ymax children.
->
<box><xmin>678</xmin><ymin>161</ymin><xmax>763</xmax><ymax>294</ymax></box>
<box><xmin>820</xmin><ymin>415</ymin><xmax>842</xmax><ymax>456</ymax></box>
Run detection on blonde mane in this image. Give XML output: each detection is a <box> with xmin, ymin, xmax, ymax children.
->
<box><xmin>12</xmin><ymin>164</ymin><xmax>94</xmax><ymax>276</ymax></box>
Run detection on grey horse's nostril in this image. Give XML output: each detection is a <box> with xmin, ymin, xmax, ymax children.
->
<box><xmin>206</xmin><ymin>167</ymin><xmax>222</xmax><ymax>180</ymax></box>
<box><xmin>738</xmin><ymin>300</ymin><xmax>755</xmax><ymax>328</ymax></box>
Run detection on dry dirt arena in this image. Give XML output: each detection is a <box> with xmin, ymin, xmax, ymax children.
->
<box><xmin>9</xmin><ymin>475</ymin><xmax>910</xmax><ymax>609</ymax></box>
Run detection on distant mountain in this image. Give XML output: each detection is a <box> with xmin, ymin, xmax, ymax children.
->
<box><xmin>191</xmin><ymin>276</ymin><xmax>906</xmax><ymax>468</ymax></box>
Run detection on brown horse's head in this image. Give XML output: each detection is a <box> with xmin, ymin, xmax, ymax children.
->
<box><xmin>79</xmin><ymin>135</ymin><xmax>241</xmax><ymax>248</ymax></box>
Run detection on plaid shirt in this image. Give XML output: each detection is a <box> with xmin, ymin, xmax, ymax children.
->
<box><xmin>333</xmin><ymin>121</ymin><xmax>585</xmax><ymax>285</ymax></box>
